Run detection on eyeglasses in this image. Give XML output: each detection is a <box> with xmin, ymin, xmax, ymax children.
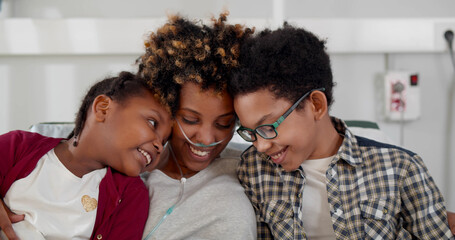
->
<box><xmin>236</xmin><ymin>88</ymin><xmax>325</xmax><ymax>142</ymax></box>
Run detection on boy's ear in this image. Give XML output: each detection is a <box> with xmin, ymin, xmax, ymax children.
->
<box><xmin>309</xmin><ymin>90</ymin><xmax>328</xmax><ymax>121</ymax></box>
<box><xmin>92</xmin><ymin>95</ymin><xmax>112</xmax><ymax>122</ymax></box>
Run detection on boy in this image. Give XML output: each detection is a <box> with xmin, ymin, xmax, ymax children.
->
<box><xmin>229</xmin><ymin>24</ymin><xmax>454</xmax><ymax>239</ymax></box>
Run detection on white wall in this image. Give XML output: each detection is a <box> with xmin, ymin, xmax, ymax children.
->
<box><xmin>330</xmin><ymin>52</ymin><xmax>455</xmax><ymax>210</ymax></box>
<box><xmin>1</xmin><ymin>0</ymin><xmax>455</xmax><ymax>209</ymax></box>
<box><xmin>0</xmin><ymin>55</ymin><xmax>138</xmax><ymax>130</ymax></box>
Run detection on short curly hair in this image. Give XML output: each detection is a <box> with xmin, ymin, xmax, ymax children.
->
<box><xmin>137</xmin><ymin>12</ymin><xmax>253</xmax><ymax>116</ymax></box>
<box><xmin>230</xmin><ymin>23</ymin><xmax>335</xmax><ymax>109</ymax></box>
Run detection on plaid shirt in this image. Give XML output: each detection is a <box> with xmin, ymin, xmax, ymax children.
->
<box><xmin>237</xmin><ymin>117</ymin><xmax>454</xmax><ymax>239</ymax></box>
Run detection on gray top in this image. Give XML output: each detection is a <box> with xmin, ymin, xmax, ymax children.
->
<box><xmin>142</xmin><ymin>157</ymin><xmax>257</xmax><ymax>240</ymax></box>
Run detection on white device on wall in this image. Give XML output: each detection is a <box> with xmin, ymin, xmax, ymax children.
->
<box><xmin>384</xmin><ymin>71</ymin><xmax>421</xmax><ymax>121</ymax></box>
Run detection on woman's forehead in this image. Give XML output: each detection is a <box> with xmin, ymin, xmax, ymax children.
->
<box><xmin>178</xmin><ymin>83</ymin><xmax>233</xmax><ymax>117</ymax></box>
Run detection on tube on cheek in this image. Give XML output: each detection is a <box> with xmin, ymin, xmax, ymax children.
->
<box><xmin>175</xmin><ymin>120</ymin><xmax>232</xmax><ymax>148</ymax></box>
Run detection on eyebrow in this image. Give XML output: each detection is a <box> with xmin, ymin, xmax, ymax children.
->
<box><xmin>179</xmin><ymin>108</ymin><xmax>235</xmax><ymax>119</ymax></box>
<box><xmin>253</xmin><ymin>113</ymin><xmax>273</xmax><ymax>127</ymax></box>
<box><xmin>146</xmin><ymin>109</ymin><xmax>164</xmax><ymax>122</ymax></box>
<box><xmin>180</xmin><ymin>108</ymin><xmax>200</xmax><ymax>116</ymax></box>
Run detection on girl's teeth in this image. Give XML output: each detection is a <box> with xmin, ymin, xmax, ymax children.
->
<box><xmin>189</xmin><ymin>145</ymin><xmax>209</xmax><ymax>157</ymax></box>
<box><xmin>138</xmin><ymin>148</ymin><xmax>152</xmax><ymax>164</ymax></box>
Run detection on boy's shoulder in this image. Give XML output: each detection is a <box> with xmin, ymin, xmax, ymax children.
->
<box><xmin>348</xmin><ymin>135</ymin><xmax>423</xmax><ymax>170</ymax></box>
<box><xmin>354</xmin><ymin>135</ymin><xmax>416</xmax><ymax>156</ymax></box>
<box><xmin>240</xmin><ymin>145</ymin><xmax>269</xmax><ymax>165</ymax></box>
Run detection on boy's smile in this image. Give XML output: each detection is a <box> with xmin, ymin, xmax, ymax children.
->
<box><xmin>234</xmin><ymin>88</ymin><xmax>322</xmax><ymax>171</ymax></box>
<box><xmin>269</xmin><ymin>146</ymin><xmax>288</xmax><ymax>164</ymax></box>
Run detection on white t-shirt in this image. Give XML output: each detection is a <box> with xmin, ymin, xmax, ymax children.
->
<box><xmin>300</xmin><ymin>156</ymin><xmax>337</xmax><ymax>240</ymax></box>
<box><xmin>141</xmin><ymin>157</ymin><xmax>257</xmax><ymax>240</ymax></box>
<box><xmin>3</xmin><ymin>149</ymin><xmax>106</xmax><ymax>240</ymax></box>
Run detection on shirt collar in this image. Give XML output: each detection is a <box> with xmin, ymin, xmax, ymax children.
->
<box><xmin>331</xmin><ymin>117</ymin><xmax>364</xmax><ymax>166</ymax></box>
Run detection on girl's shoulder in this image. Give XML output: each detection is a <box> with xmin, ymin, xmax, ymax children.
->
<box><xmin>109</xmin><ymin>168</ymin><xmax>148</xmax><ymax>194</ymax></box>
<box><xmin>1</xmin><ymin>130</ymin><xmax>63</xmax><ymax>151</ymax></box>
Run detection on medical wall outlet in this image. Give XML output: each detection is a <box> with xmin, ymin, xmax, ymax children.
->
<box><xmin>384</xmin><ymin>71</ymin><xmax>420</xmax><ymax>121</ymax></box>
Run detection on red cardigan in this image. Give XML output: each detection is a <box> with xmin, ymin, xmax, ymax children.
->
<box><xmin>0</xmin><ymin>130</ymin><xmax>149</xmax><ymax>239</ymax></box>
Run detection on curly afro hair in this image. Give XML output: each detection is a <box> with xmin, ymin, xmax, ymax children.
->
<box><xmin>230</xmin><ymin>23</ymin><xmax>335</xmax><ymax>109</ymax></box>
<box><xmin>137</xmin><ymin>12</ymin><xmax>254</xmax><ymax>116</ymax></box>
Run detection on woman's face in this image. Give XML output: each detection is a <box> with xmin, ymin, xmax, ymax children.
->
<box><xmin>169</xmin><ymin>82</ymin><xmax>235</xmax><ymax>174</ymax></box>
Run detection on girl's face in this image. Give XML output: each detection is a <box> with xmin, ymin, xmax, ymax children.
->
<box><xmin>101</xmin><ymin>90</ymin><xmax>172</xmax><ymax>176</ymax></box>
<box><xmin>170</xmin><ymin>82</ymin><xmax>235</xmax><ymax>174</ymax></box>
<box><xmin>234</xmin><ymin>88</ymin><xmax>320</xmax><ymax>171</ymax></box>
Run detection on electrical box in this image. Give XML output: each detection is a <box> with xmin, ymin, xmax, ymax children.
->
<box><xmin>384</xmin><ymin>71</ymin><xmax>420</xmax><ymax>121</ymax></box>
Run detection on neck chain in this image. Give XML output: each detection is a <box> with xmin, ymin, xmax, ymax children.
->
<box><xmin>168</xmin><ymin>144</ymin><xmax>197</xmax><ymax>179</ymax></box>
<box><xmin>169</xmin><ymin>145</ymin><xmax>185</xmax><ymax>179</ymax></box>
<box><xmin>144</xmin><ymin>145</ymin><xmax>186</xmax><ymax>240</ymax></box>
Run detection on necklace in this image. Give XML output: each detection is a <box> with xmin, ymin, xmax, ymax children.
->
<box><xmin>168</xmin><ymin>145</ymin><xmax>191</xmax><ymax>179</ymax></box>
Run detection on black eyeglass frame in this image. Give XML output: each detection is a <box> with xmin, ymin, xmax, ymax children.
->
<box><xmin>236</xmin><ymin>88</ymin><xmax>326</xmax><ymax>142</ymax></box>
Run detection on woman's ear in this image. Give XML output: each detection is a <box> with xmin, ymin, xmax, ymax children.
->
<box><xmin>309</xmin><ymin>90</ymin><xmax>328</xmax><ymax>121</ymax></box>
<box><xmin>92</xmin><ymin>95</ymin><xmax>112</xmax><ymax>122</ymax></box>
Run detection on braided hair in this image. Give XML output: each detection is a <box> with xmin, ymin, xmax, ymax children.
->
<box><xmin>68</xmin><ymin>71</ymin><xmax>167</xmax><ymax>139</ymax></box>
<box><xmin>137</xmin><ymin>12</ymin><xmax>253</xmax><ymax>116</ymax></box>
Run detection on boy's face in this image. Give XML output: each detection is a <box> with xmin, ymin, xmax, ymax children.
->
<box><xmin>234</xmin><ymin>88</ymin><xmax>320</xmax><ymax>171</ymax></box>
<box><xmin>101</xmin><ymin>90</ymin><xmax>172</xmax><ymax>176</ymax></box>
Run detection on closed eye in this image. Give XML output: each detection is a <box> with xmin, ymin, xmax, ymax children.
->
<box><xmin>182</xmin><ymin>117</ymin><xmax>198</xmax><ymax>125</ymax></box>
<box><xmin>216</xmin><ymin>117</ymin><xmax>235</xmax><ymax>129</ymax></box>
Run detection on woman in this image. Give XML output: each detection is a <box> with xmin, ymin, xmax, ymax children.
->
<box><xmin>137</xmin><ymin>13</ymin><xmax>257</xmax><ymax>239</ymax></box>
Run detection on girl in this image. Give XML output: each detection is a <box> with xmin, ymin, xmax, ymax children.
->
<box><xmin>0</xmin><ymin>71</ymin><xmax>172</xmax><ymax>239</ymax></box>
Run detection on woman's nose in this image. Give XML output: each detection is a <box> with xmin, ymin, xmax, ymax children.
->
<box><xmin>195</xmin><ymin>124</ymin><xmax>217</xmax><ymax>146</ymax></box>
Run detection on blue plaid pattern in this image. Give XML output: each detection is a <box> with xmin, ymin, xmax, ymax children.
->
<box><xmin>237</xmin><ymin>117</ymin><xmax>454</xmax><ymax>239</ymax></box>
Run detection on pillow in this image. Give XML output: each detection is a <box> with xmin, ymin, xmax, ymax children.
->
<box><xmin>29</xmin><ymin>122</ymin><xmax>75</xmax><ymax>138</ymax></box>
<box><xmin>345</xmin><ymin>120</ymin><xmax>393</xmax><ymax>144</ymax></box>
